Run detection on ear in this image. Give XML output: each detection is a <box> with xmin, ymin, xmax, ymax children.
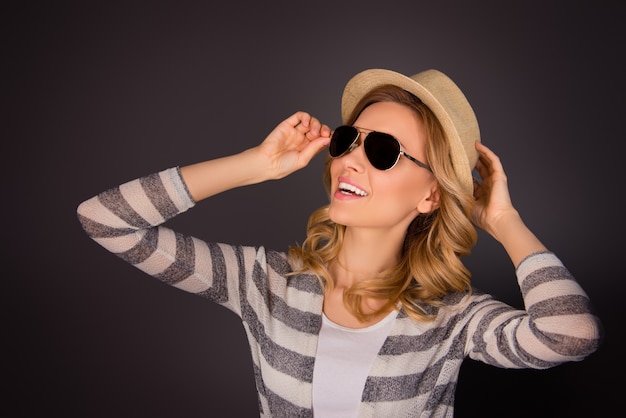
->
<box><xmin>416</xmin><ymin>184</ymin><xmax>440</xmax><ymax>214</ymax></box>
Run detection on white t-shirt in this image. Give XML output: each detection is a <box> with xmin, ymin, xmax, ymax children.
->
<box><xmin>312</xmin><ymin>309</ymin><xmax>398</xmax><ymax>417</ymax></box>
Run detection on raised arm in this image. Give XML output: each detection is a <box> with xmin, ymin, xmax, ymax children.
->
<box><xmin>181</xmin><ymin>111</ymin><xmax>331</xmax><ymax>202</ymax></box>
<box><xmin>470</xmin><ymin>141</ymin><xmax>547</xmax><ymax>267</ymax></box>
<box><xmin>468</xmin><ymin>141</ymin><xmax>601</xmax><ymax>365</ymax></box>
<box><xmin>76</xmin><ymin>112</ymin><xmax>330</xmax><ymax>309</ymax></box>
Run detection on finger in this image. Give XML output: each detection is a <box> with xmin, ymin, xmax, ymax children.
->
<box><xmin>476</xmin><ymin>147</ymin><xmax>493</xmax><ymax>171</ymax></box>
<box><xmin>320</xmin><ymin>124</ymin><xmax>332</xmax><ymax>138</ymax></box>
<box><xmin>291</xmin><ymin>111</ymin><xmax>311</xmax><ymax>131</ymax></box>
<box><xmin>306</xmin><ymin>117</ymin><xmax>322</xmax><ymax>139</ymax></box>
<box><xmin>476</xmin><ymin>141</ymin><xmax>505</xmax><ymax>173</ymax></box>
<box><xmin>298</xmin><ymin>136</ymin><xmax>331</xmax><ymax>164</ymax></box>
<box><xmin>310</xmin><ymin>116</ymin><xmax>321</xmax><ymax>129</ymax></box>
<box><xmin>303</xmin><ymin>117</ymin><xmax>332</xmax><ymax>141</ymax></box>
<box><xmin>474</xmin><ymin>157</ymin><xmax>489</xmax><ymax>180</ymax></box>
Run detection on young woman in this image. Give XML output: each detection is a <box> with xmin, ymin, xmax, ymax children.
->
<box><xmin>77</xmin><ymin>68</ymin><xmax>601</xmax><ymax>417</ymax></box>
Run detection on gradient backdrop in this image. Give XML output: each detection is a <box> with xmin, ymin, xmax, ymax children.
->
<box><xmin>6</xmin><ymin>1</ymin><xmax>624</xmax><ymax>417</ymax></box>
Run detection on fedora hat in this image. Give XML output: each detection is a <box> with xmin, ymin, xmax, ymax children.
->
<box><xmin>341</xmin><ymin>68</ymin><xmax>480</xmax><ymax>194</ymax></box>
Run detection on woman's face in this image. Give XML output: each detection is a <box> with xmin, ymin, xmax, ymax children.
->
<box><xmin>328</xmin><ymin>101</ymin><xmax>439</xmax><ymax>234</ymax></box>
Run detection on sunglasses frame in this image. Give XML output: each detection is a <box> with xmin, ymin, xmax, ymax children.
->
<box><xmin>329</xmin><ymin>125</ymin><xmax>432</xmax><ymax>172</ymax></box>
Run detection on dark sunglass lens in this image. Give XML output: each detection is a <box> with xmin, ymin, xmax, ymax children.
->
<box><xmin>364</xmin><ymin>132</ymin><xmax>400</xmax><ymax>170</ymax></box>
<box><xmin>329</xmin><ymin>126</ymin><xmax>358</xmax><ymax>157</ymax></box>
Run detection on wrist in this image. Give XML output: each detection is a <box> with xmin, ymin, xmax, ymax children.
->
<box><xmin>487</xmin><ymin>209</ymin><xmax>523</xmax><ymax>243</ymax></box>
<box><xmin>238</xmin><ymin>146</ymin><xmax>275</xmax><ymax>184</ymax></box>
<box><xmin>488</xmin><ymin>210</ymin><xmax>547</xmax><ymax>267</ymax></box>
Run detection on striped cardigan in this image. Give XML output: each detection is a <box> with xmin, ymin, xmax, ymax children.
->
<box><xmin>76</xmin><ymin>167</ymin><xmax>601</xmax><ymax>417</ymax></box>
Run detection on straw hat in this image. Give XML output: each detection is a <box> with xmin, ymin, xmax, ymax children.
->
<box><xmin>341</xmin><ymin>68</ymin><xmax>480</xmax><ymax>194</ymax></box>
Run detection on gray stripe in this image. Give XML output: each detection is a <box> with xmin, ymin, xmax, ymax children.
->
<box><xmin>98</xmin><ymin>186</ymin><xmax>152</xmax><ymax>229</ymax></box>
<box><xmin>520</xmin><ymin>265</ymin><xmax>573</xmax><ymax>296</ymax></box>
<box><xmin>362</xmin><ymin>355</ymin><xmax>456</xmax><ymax>404</ymax></box>
<box><xmin>195</xmin><ymin>242</ymin><xmax>229</xmax><ymax>304</ymax></box>
<box><xmin>121</xmin><ymin>227</ymin><xmax>159</xmax><ymax>265</ymax></box>
<box><xmin>77</xmin><ymin>213</ymin><xmax>136</xmax><ymax>239</ymax></box>
<box><xmin>155</xmin><ymin>233</ymin><xmax>196</xmax><ymax>286</ymax></box>
<box><xmin>140</xmin><ymin>173</ymin><xmax>180</xmax><ymax>220</ymax></box>
<box><xmin>540</xmin><ymin>331</ymin><xmax>602</xmax><ymax>357</ymax></box>
<box><xmin>530</xmin><ymin>294</ymin><xmax>592</xmax><ymax>317</ymax></box>
<box><xmin>265</xmin><ymin>250</ymin><xmax>294</xmax><ymax>275</ymax></box>
<box><xmin>381</xmin><ymin>295</ymin><xmax>479</xmax><ymax>356</ymax></box>
<box><xmin>381</xmin><ymin>325</ymin><xmax>454</xmax><ymax>355</ymax></box>
<box><xmin>287</xmin><ymin>274</ymin><xmax>324</xmax><ymax>295</ymax></box>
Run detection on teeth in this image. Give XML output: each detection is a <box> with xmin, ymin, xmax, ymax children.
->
<box><xmin>338</xmin><ymin>182</ymin><xmax>368</xmax><ymax>196</ymax></box>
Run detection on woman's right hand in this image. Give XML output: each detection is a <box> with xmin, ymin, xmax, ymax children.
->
<box><xmin>180</xmin><ymin>112</ymin><xmax>331</xmax><ymax>202</ymax></box>
<box><xmin>256</xmin><ymin>111</ymin><xmax>331</xmax><ymax>180</ymax></box>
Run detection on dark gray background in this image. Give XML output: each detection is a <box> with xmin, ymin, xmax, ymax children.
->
<box><xmin>6</xmin><ymin>1</ymin><xmax>623</xmax><ymax>417</ymax></box>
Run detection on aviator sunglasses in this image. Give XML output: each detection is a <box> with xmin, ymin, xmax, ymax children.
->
<box><xmin>329</xmin><ymin>125</ymin><xmax>432</xmax><ymax>172</ymax></box>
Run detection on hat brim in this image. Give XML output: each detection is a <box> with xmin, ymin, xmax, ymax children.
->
<box><xmin>341</xmin><ymin>69</ymin><xmax>480</xmax><ymax>194</ymax></box>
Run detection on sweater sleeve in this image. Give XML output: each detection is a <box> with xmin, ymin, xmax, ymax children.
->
<box><xmin>466</xmin><ymin>251</ymin><xmax>602</xmax><ymax>368</ymax></box>
<box><xmin>76</xmin><ymin>167</ymin><xmax>248</xmax><ymax>316</ymax></box>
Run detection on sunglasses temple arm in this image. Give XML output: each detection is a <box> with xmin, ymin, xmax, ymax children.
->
<box><xmin>402</xmin><ymin>152</ymin><xmax>432</xmax><ymax>172</ymax></box>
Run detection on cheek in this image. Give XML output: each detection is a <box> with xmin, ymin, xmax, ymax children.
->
<box><xmin>328</xmin><ymin>159</ymin><xmax>341</xmax><ymax>188</ymax></box>
<box><xmin>374</xmin><ymin>175</ymin><xmax>403</xmax><ymax>197</ymax></box>
<box><xmin>374</xmin><ymin>171</ymin><xmax>431</xmax><ymax>208</ymax></box>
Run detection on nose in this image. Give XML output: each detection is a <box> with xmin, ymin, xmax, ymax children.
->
<box><xmin>340</xmin><ymin>135</ymin><xmax>367</xmax><ymax>171</ymax></box>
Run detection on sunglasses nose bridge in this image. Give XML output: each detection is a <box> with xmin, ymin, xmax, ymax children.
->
<box><xmin>340</xmin><ymin>129</ymin><xmax>363</xmax><ymax>156</ymax></box>
<box><xmin>347</xmin><ymin>137</ymin><xmax>360</xmax><ymax>153</ymax></box>
<box><xmin>337</xmin><ymin>132</ymin><xmax>369</xmax><ymax>170</ymax></box>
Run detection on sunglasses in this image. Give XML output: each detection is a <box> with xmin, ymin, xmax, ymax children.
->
<box><xmin>329</xmin><ymin>125</ymin><xmax>432</xmax><ymax>172</ymax></box>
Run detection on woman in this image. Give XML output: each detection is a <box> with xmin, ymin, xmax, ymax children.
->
<box><xmin>77</xmin><ymin>68</ymin><xmax>601</xmax><ymax>417</ymax></box>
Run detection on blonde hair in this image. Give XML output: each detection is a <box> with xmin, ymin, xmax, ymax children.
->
<box><xmin>288</xmin><ymin>85</ymin><xmax>477</xmax><ymax>322</ymax></box>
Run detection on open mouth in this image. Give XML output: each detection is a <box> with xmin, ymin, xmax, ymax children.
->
<box><xmin>338</xmin><ymin>182</ymin><xmax>368</xmax><ymax>197</ymax></box>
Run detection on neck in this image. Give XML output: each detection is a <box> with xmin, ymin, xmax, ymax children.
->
<box><xmin>331</xmin><ymin>227</ymin><xmax>404</xmax><ymax>288</ymax></box>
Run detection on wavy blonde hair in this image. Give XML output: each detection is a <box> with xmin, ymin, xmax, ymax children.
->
<box><xmin>288</xmin><ymin>85</ymin><xmax>477</xmax><ymax>322</ymax></box>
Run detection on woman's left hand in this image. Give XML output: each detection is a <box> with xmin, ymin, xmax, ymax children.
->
<box><xmin>470</xmin><ymin>141</ymin><xmax>519</xmax><ymax>238</ymax></box>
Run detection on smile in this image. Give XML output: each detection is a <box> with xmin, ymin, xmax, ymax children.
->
<box><xmin>338</xmin><ymin>182</ymin><xmax>368</xmax><ymax>196</ymax></box>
